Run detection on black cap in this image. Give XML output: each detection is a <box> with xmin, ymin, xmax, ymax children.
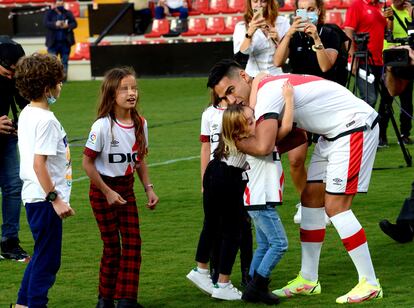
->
<box><xmin>0</xmin><ymin>36</ymin><xmax>25</xmax><ymax>70</ymax></box>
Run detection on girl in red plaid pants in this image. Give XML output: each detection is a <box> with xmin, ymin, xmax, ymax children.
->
<box><xmin>83</xmin><ymin>67</ymin><xmax>159</xmax><ymax>308</ymax></box>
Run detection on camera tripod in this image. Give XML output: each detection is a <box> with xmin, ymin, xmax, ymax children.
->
<box><xmin>347</xmin><ymin>49</ymin><xmax>412</xmax><ymax>167</ymax></box>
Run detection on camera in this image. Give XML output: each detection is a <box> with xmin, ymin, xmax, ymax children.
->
<box><xmin>383</xmin><ymin>19</ymin><xmax>414</xmax><ymax>67</ymax></box>
<box><xmin>353</xmin><ymin>32</ymin><xmax>370</xmax><ymax>52</ymax></box>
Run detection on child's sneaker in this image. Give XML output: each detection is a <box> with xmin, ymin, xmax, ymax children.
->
<box><xmin>212</xmin><ymin>282</ymin><xmax>242</xmax><ymax>300</ymax></box>
<box><xmin>186</xmin><ymin>268</ymin><xmax>214</xmax><ymax>295</ymax></box>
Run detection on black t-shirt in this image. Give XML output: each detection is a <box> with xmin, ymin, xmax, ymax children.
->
<box><xmin>288</xmin><ymin>25</ymin><xmax>341</xmax><ymax>81</ymax></box>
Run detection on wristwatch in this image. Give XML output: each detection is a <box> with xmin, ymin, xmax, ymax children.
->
<box><xmin>245</xmin><ymin>33</ymin><xmax>252</xmax><ymax>39</ymax></box>
<box><xmin>46</xmin><ymin>191</ymin><xmax>58</xmax><ymax>202</ymax></box>
<box><xmin>312</xmin><ymin>43</ymin><xmax>324</xmax><ymax>51</ymax></box>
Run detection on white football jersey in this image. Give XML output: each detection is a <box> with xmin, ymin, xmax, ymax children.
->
<box><xmin>85</xmin><ymin>116</ymin><xmax>148</xmax><ymax>177</ymax></box>
<box><xmin>200</xmin><ymin>105</ymin><xmax>226</xmax><ymax>161</ymax></box>
<box><xmin>256</xmin><ymin>74</ymin><xmax>378</xmax><ymax>139</ymax></box>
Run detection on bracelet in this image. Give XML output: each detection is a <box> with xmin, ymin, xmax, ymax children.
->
<box><xmin>145</xmin><ymin>184</ymin><xmax>154</xmax><ymax>192</ymax></box>
<box><xmin>312</xmin><ymin>43</ymin><xmax>324</xmax><ymax>52</ymax></box>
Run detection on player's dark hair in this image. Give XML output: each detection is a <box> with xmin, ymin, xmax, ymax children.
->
<box><xmin>15</xmin><ymin>53</ymin><xmax>64</xmax><ymax>101</ymax></box>
<box><xmin>98</xmin><ymin>67</ymin><xmax>146</xmax><ymax>158</ymax></box>
<box><xmin>207</xmin><ymin>59</ymin><xmax>243</xmax><ymax>89</ymax></box>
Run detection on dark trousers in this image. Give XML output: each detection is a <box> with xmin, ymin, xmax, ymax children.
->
<box><xmin>195</xmin><ymin>159</ymin><xmax>249</xmax><ymax>278</ymax></box>
<box><xmin>379</xmin><ymin>80</ymin><xmax>413</xmax><ymax>139</ymax></box>
<box><xmin>90</xmin><ymin>174</ymin><xmax>141</xmax><ymax>300</ymax></box>
<box><xmin>17</xmin><ymin>201</ymin><xmax>62</xmax><ymax>308</ymax></box>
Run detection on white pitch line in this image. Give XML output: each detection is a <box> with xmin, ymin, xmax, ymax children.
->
<box><xmin>71</xmin><ymin>155</ymin><xmax>200</xmax><ymax>183</ymax></box>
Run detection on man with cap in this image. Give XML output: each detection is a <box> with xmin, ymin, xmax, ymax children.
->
<box><xmin>0</xmin><ymin>35</ymin><xmax>29</xmax><ymax>262</ymax></box>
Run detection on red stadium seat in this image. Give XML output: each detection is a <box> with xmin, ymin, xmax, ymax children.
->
<box><xmin>144</xmin><ymin>19</ymin><xmax>170</xmax><ymax>38</ymax></box>
<box><xmin>191</xmin><ymin>0</ymin><xmax>210</xmax><ymax>14</ymax></box>
<box><xmin>279</xmin><ymin>0</ymin><xmax>294</xmax><ymax>11</ymax></box>
<box><xmin>69</xmin><ymin>42</ymin><xmax>90</xmax><ymax>60</ymax></box>
<box><xmin>203</xmin><ymin>16</ymin><xmax>225</xmax><ymax>34</ymax></box>
<box><xmin>325</xmin><ymin>11</ymin><xmax>343</xmax><ymax>27</ymax></box>
<box><xmin>181</xmin><ymin>17</ymin><xmax>207</xmax><ymax>36</ymax></box>
<box><xmin>339</xmin><ymin>0</ymin><xmax>353</xmax><ymax>8</ymax></box>
<box><xmin>221</xmin><ymin>15</ymin><xmax>243</xmax><ymax>34</ymax></box>
<box><xmin>206</xmin><ymin>0</ymin><xmax>230</xmax><ymax>14</ymax></box>
<box><xmin>64</xmin><ymin>1</ymin><xmax>80</xmax><ymax>17</ymax></box>
<box><xmin>0</xmin><ymin>0</ymin><xmax>14</xmax><ymax>4</ymax></box>
<box><xmin>324</xmin><ymin>0</ymin><xmax>342</xmax><ymax>9</ymax></box>
<box><xmin>228</xmin><ymin>0</ymin><xmax>245</xmax><ymax>13</ymax></box>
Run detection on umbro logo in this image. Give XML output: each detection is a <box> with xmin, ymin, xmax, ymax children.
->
<box><xmin>111</xmin><ymin>140</ymin><xmax>119</xmax><ymax>147</ymax></box>
<box><xmin>333</xmin><ymin>178</ymin><xmax>343</xmax><ymax>185</ymax></box>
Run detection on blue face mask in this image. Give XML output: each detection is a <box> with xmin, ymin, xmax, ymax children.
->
<box><xmin>57</xmin><ymin>5</ymin><xmax>64</xmax><ymax>11</ymax></box>
<box><xmin>307</xmin><ymin>12</ymin><xmax>319</xmax><ymax>25</ymax></box>
<box><xmin>47</xmin><ymin>95</ymin><xmax>57</xmax><ymax>105</ymax></box>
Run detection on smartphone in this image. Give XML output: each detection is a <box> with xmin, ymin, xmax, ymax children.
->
<box><xmin>295</xmin><ymin>9</ymin><xmax>307</xmax><ymax>31</ymax></box>
<box><xmin>253</xmin><ymin>7</ymin><xmax>263</xmax><ymax>19</ymax></box>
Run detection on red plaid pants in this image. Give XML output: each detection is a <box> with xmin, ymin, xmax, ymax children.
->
<box><xmin>89</xmin><ymin>174</ymin><xmax>141</xmax><ymax>300</ymax></box>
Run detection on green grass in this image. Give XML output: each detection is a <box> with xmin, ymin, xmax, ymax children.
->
<box><xmin>1</xmin><ymin>78</ymin><xmax>413</xmax><ymax>307</ymax></box>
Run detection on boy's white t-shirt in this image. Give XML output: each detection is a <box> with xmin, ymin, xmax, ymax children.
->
<box><xmin>18</xmin><ymin>105</ymin><xmax>72</xmax><ymax>203</ymax></box>
<box><xmin>85</xmin><ymin>116</ymin><xmax>148</xmax><ymax>177</ymax></box>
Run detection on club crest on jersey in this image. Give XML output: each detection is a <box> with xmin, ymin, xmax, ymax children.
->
<box><xmin>109</xmin><ymin>153</ymin><xmax>138</xmax><ymax>163</ymax></box>
<box><xmin>111</xmin><ymin>139</ymin><xmax>119</xmax><ymax>147</ymax></box>
<box><xmin>88</xmin><ymin>132</ymin><xmax>97</xmax><ymax>144</ymax></box>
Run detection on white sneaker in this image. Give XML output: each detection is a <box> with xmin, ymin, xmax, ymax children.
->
<box><xmin>212</xmin><ymin>282</ymin><xmax>242</xmax><ymax>300</ymax></box>
<box><xmin>294</xmin><ymin>203</ymin><xmax>331</xmax><ymax>226</ymax></box>
<box><xmin>293</xmin><ymin>203</ymin><xmax>302</xmax><ymax>224</ymax></box>
<box><xmin>186</xmin><ymin>268</ymin><xmax>214</xmax><ymax>295</ymax></box>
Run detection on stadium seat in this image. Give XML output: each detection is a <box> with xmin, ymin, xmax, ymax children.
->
<box><xmin>324</xmin><ymin>0</ymin><xmax>342</xmax><ymax>9</ymax></box>
<box><xmin>220</xmin><ymin>15</ymin><xmax>243</xmax><ymax>34</ymax></box>
<box><xmin>0</xmin><ymin>0</ymin><xmax>15</xmax><ymax>4</ymax></box>
<box><xmin>191</xmin><ymin>0</ymin><xmax>210</xmax><ymax>14</ymax></box>
<box><xmin>228</xmin><ymin>0</ymin><xmax>245</xmax><ymax>13</ymax></box>
<box><xmin>69</xmin><ymin>42</ymin><xmax>90</xmax><ymax>60</ymax></box>
<box><xmin>325</xmin><ymin>11</ymin><xmax>343</xmax><ymax>27</ymax></box>
<box><xmin>203</xmin><ymin>16</ymin><xmax>225</xmax><ymax>35</ymax></box>
<box><xmin>279</xmin><ymin>0</ymin><xmax>294</xmax><ymax>11</ymax></box>
<box><xmin>207</xmin><ymin>0</ymin><xmax>231</xmax><ymax>14</ymax></box>
<box><xmin>64</xmin><ymin>1</ymin><xmax>80</xmax><ymax>17</ymax></box>
<box><xmin>339</xmin><ymin>0</ymin><xmax>353</xmax><ymax>8</ymax></box>
<box><xmin>181</xmin><ymin>17</ymin><xmax>207</xmax><ymax>36</ymax></box>
<box><xmin>144</xmin><ymin>19</ymin><xmax>170</xmax><ymax>38</ymax></box>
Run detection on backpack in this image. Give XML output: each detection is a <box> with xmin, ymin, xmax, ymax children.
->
<box><xmin>323</xmin><ymin>23</ymin><xmax>352</xmax><ymax>86</ymax></box>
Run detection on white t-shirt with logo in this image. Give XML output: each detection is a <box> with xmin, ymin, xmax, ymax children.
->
<box><xmin>18</xmin><ymin>105</ymin><xmax>72</xmax><ymax>203</ymax></box>
<box><xmin>200</xmin><ymin>105</ymin><xmax>225</xmax><ymax>161</ymax></box>
<box><xmin>85</xmin><ymin>116</ymin><xmax>148</xmax><ymax>177</ymax></box>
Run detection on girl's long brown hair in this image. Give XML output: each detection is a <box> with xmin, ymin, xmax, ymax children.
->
<box><xmin>97</xmin><ymin>67</ymin><xmax>146</xmax><ymax>158</ymax></box>
<box><xmin>244</xmin><ymin>0</ymin><xmax>279</xmax><ymax>27</ymax></box>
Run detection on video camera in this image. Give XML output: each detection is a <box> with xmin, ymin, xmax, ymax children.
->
<box><xmin>354</xmin><ymin>32</ymin><xmax>370</xmax><ymax>52</ymax></box>
<box><xmin>383</xmin><ymin>19</ymin><xmax>414</xmax><ymax>67</ymax></box>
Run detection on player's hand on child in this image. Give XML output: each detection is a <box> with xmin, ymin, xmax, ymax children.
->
<box><xmin>282</xmin><ymin>80</ymin><xmax>294</xmax><ymax>102</ymax></box>
<box><xmin>52</xmin><ymin>197</ymin><xmax>75</xmax><ymax>219</ymax></box>
<box><xmin>105</xmin><ymin>190</ymin><xmax>127</xmax><ymax>206</ymax></box>
<box><xmin>145</xmin><ymin>189</ymin><xmax>159</xmax><ymax>210</ymax></box>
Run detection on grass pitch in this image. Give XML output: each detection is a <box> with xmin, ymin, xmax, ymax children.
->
<box><xmin>0</xmin><ymin>77</ymin><xmax>413</xmax><ymax>307</ymax></box>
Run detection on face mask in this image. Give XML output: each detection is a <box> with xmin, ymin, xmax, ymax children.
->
<box><xmin>307</xmin><ymin>11</ymin><xmax>319</xmax><ymax>25</ymax></box>
<box><xmin>47</xmin><ymin>95</ymin><xmax>57</xmax><ymax>105</ymax></box>
<box><xmin>57</xmin><ymin>6</ymin><xmax>64</xmax><ymax>11</ymax></box>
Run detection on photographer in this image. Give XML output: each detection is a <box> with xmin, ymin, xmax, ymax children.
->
<box><xmin>380</xmin><ymin>0</ymin><xmax>413</xmax><ymax>145</ymax></box>
<box><xmin>0</xmin><ymin>36</ymin><xmax>29</xmax><ymax>261</ymax></box>
<box><xmin>343</xmin><ymin>0</ymin><xmax>388</xmax><ymax>110</ymax></box>
<box><xmin>384</xmin><ymin>45</ymin><xmax>414</xmax><ymax>96</ymax></box>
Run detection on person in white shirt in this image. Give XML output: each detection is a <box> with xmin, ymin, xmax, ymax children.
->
<box><xmin>208</xmin><ymin>59</ymin><xmax>383</xmax><ymax>305</ymax></box>
<box><xmin>14</xmin><ymin>53</ymin><xmax>74</xmax><ymax>308</ymax></box>
<box><xmin>233</xmin><ymin>0</ymin><xmax>290</xmax><ymax>77</ymax></box>
<box><xmin>82</xmin><ymin>67</ymin><xmax>158</xmax><ymax>308</ymax></box>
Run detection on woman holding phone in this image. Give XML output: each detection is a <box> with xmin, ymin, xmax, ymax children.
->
<box><xmin>233</xmin><ymin>0</ymin><xmax>290</xmax><ymax>76</ymax></box>
<box><xmin>273</xmin><ymin>0</ymin><xmax>341</xmax><ymax>79</ymax></box>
